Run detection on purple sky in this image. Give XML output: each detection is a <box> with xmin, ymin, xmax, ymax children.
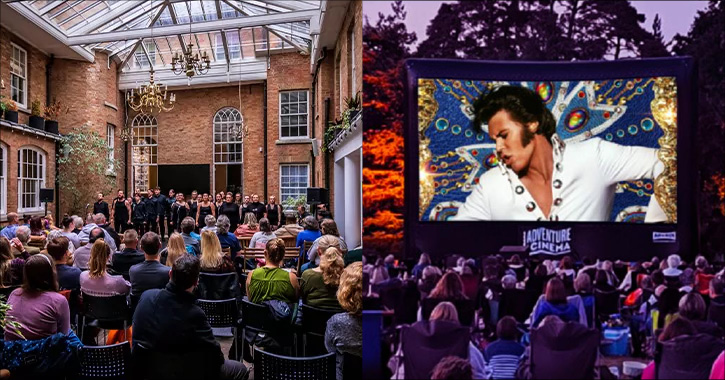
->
<box><xmin>363</xmin><ymin>1</ymin><xmax>710</xmax><ymax>50</ymax></box>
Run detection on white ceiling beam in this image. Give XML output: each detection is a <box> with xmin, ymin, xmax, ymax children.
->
<box><xmin>222</xmin><ymin>0</ymin><xmax>309</xmax><ymax>52</ymax></box>
<box><xmin>38</xmin><ymin>0</ymin><xmax>66</xmax><ymax>16</ymax></box>
<box><xmin>215</xmin><ymin>0</ymin><xmax>231</xmax><ymax>65</ymax></box>
<box><xmin>67</xmin><ymin>9</ymin><xmax>317</xmax><ymax>45</ymax></box>
<box><xmin>166</xmin><ymin>1</ymin><xmax>189</xmax><ymax>55</ymax></box>
<box><xmin>67</xmin><ymin>1</ymin><xmax>158</xmax><ymax>35</ymax></box>
<box><xmin>118</xmin><ymin>3</ymin><xmax>167</xmax><ymax>71</ymax></box>
<box><xmin>245</xmin><ymin>1</ymin><xmax>318</xmax><ymax>12</ymax></box>
<box><xmin>119</xmin><ymin>58</ymin><xmax>267</xmax><ymax>90</ymax></box>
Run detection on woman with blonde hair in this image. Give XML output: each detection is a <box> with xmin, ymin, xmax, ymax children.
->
<box><xmin>80</xmin><ymin>239</ymin><xmax>130</xmax><ymax>297</ymax></box>
<box><xmin>301</xmin><ymin>247</ymin><xmax>344</xmax><ymax>309</ymax></box>
<box><xmin>199</xmin><ymin>230</ymin><xmax>234</xmax><ymax>273</ymax></box>
<box><xmin>163</xmin><ymin>233</ymin><xmax>187</xmax><ymax>267</ymax></box>
<box><xmin>235</xmin><ymin>212</ymin><xmax>259</xmax><ymax>238</ymax></box>
<box><xmin>325</xmin><ymin>262</ymin><xmax>362</xmax><ymax>380</ymax></box>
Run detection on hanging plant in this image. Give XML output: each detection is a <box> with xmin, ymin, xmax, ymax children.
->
<box><xmin>1</xmin><ymin>295</ymin><xmax>24</xmax><ymax>339</ymax></box>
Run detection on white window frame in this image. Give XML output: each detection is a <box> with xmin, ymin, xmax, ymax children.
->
<box><xmin>279</xmin><ymin>90</ymin><xmax>309</xmax><ymax>139</ymax></box>
<box><xmin>0</xmin><ymin>143</ymin><xmax>7</xmax><ymax>217</ymax></box>
<box><xmin>106</xmin><ymin>124</ymin><xmax>115</xmax><ymax>174</ymax></box>
<box><xmin>131</xmin><ymin>114</ymin><xmax>158</xmax><ymax>194</ymax></box>
<box><xmin>213</xmin><ymin>107</ymin><xmax>244</xmax><ymax>164</ymax></box>
<box><xmin>279</xmin><ymin>163</ymin><xmax>309</xmax><ymax>208</ymax></box>
<box><xmin>17</xmin><ymin>147</ymin><xmax>46</xmax><ymax>213</ymax></box>
<box><xmin>350</xmin><ymin>28</ymin><xmax>356</xmax><ymax>96</ymax></box>
<box><xmin>10</xmin><ymin>43</ymin><xmax>28</xmax><ymax>109</ymax></box>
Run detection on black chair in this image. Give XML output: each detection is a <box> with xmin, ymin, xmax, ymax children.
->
<box><xmin>197</xmin><ymin>298</ymin><xmax>239</xmax><ymax>359</ymax></box>
<box><xmin>300</xmin><ymin>304</ymin><xmax>343</xmax><ymax>356</ymax></box>
<box><xmin>240</xmin><ymin>273</ymin><xmax>248</xmax><ymax>297</ymax></box>
<box><xmin>80</xmin><ymin>293</ymin><xmax>131</xmax><ymax>343</ymax></box>
<box><xmin>654</xmin><ymin>333</ymin><xmax>725</xmax><ymax>379</ymax></box>
<box><xmin>341</xmin><ymin>352</ymin><xmax>362</xmax><ymax>380</ymax></box>
<box><xmin>129</xmin><ymin>293</ymin><xmax>142</xmax><ymax>317</ymax></box>
<box><xmin>77</xmin><ymin>341</ymin><xmax>131</xmax><ymax>380</ymax></box>
<box><xmin>708</xmin><ymin>300</ymin><xmax>725</xmax><ymax>331</ymax></box>
<box><xmin>254</xmin><ymin>347</ymin><xmax>335</xmax><ymax>380</ymax></box>
<box><xmin>420</xmin><ymin>298</ymin><xmax>476</xmax><ymax>327</ymax></box>
<box><xmin>594</xmin><ymin>289</ymin><xmax>620</xmax><ymax>321</ymax></box>
<box><xmin>363</xmin><ymin>296</ymin><xmax>382</xmax><ymax>310</ymax></box>
<box><xmin>132</xmin><ymin>342</ymin><xmax>220</xmax><ymax>380</ymax></box>
<box><xmin>196</xmin><ymin>272</ymin><xmax>241</xmax><ymax>300</ymax></box>
<box><xmin>500</xmin><ymin>289</ymin><xmax>539</xmax><ymax>323</ymax></box>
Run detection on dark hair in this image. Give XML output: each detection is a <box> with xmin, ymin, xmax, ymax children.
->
<box><xmin>265</xmin><ymin>238</ymin><xmax>286</xmax><ymax>263</ymax></box>
<box><xmin>659</xmin><ymin>317</ymin><xmax>696</xmax><ymax>342</ymax></box>
<box><xmin>318</xmin><ymin>210</ymin><xmax>332</xmax><ymax>220</ymax></box>
<box><xmin>582</xmin><ymin>256</ymin><xmax>593</xmax><ymax>266</ymax></box>
<box><xmin>711</xmin><ymin>275</ymin><xmax>725</xmax><ymax>296</ymax></box>
<box><xmin>61</xmin><ymin>216</ymin><xmax>74</xmax><ymax>229</ymax></box>
<box><xmin>472</xmin><ymin>85</ymin><xmax>556</xmax><ymax>141</ymax></box>
<box><xmin>29</xmin><ymin>215</ymin><xmax>44</xmax><ymax>235</ymax></box>
<box><xmin>545</xmin><ymin>277</ymin><xmax>567</xmax><ymax>304</ymax></box>
<box><xmin>140</xmin><ymin>232</ymin><xmax>161</xmax><ymax>256</ymax></box>
<box><xmin>89</xmin><ymin>227</ymin><xmax>105</xmax><ymax>243</ymax></box>
<box><xmin>259</xmin><ymin>218</ymin><xmax>271</xmax><ymax>233</ymax></box>
<box><xmin>47</xmin><ymin>237</ymin><xmax>70</xmax><ymax>261</ymax></box>
<box><xmin>651</xmin><ymin>269</ymin><xmax>665</xmax><ymax>286</ymax></box>
<box><xmin>23</xmin><ymin>254</ymin><xmax>58</xmax><ymax>292</ymax></box>
<box><xmin>534</xmin><ymin>264</ymin><xmax>548</xmax><ymax>277</ymax></box>
<box><xmin>431</xmin><ymin>356</ymin><xmax>472</xmax><ymax>380</ymax></box>
<box><xmin>181</xmin><ymin>217</ymin><xmax>195</xmax><ymax>234</ymax></box>
<box><xmin>430</xmin><ymin>272</ymin><xmax>467</xmax><ymax>300</ymax></box>
<box><xmin>679</xmin><ymin>292</ymin><xmax>707</xmax><ymax>321</ymax></box>
<box><xmin>497</xmin><ymin>316</ymin><xmax>519</xmax><ymax>341</ymax></box>
<box><xmin>594</xmin><ymin>269</ymin><xmax>609</xmax><ymax>285</ymax></box>
<box><xmin>172</xmin><ymin>254</ymin><xmax>200</xmax><ymax>289</ymax></box>
<box><xmin>559</xmin><ymin>256</ymin><xmax>573</xmax><ymax>270</ymax></box>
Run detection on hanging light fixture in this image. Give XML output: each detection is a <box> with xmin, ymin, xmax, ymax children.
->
<box><xmin>170</xmin><ymin>17</ymin><xmax>211</xmax><ymax>83</ymax></box>
<box><xmin>125</xmin><ymin>68</ymin><xmax>175</xmax><ymax>113</ymax></box>
<box><xmin>119</xmin><ymin>126</ymin><xmax>133</xmax><ymax>142</ymax></box>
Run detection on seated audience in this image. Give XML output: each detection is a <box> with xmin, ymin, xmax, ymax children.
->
<box><xmin>180</xmin><ymin>217</ymin><xmax>201</xmax><ymax>256</ymax></box>
<box><xmin>679</xmin><ymin>292</ymin><xmax>724</xmax><ymax>338</ymax></box>
<box><xmin>0</xmin><ymin>212</ymin><xmax>21</xmax><ymax>240</ymax></box>
<box><xmin>711</xmin><ymin>274</ymin><xmax>725</xmax><ymax>305</ymax></box>
<box><xmin>77</xmin><ymin>213</ymin><xmax>117</xmax><ymax>252</ymax></box>
<box><xmin>418</xmin><ymin>265</ymin><xmax>443</xmax><ymax>299</ymax></box>
<box><xmin>429</xmin><ymin>272</ymin><xmax>468</xmax><ymax>301</ymax></box>
<box><xmin>215</xmin><ymin>215</ymin><xmax>242</xmax><ymax>259</ymax></box>
<box><xmin>80</xmin><ymin>240</ymin><xmax>130</xmax><ymax>297</ymax></box>
<box><xmin>235</xmin><ymin>213</ymin><xmax>259</xmax><ymax>238</ymax></box>
<box><xmin>60</xmin><ymin>216</ymin><xmax>81</xmax><ymax>250</ymax></box>
<box><xmin>71</xmin><ymin>215</ymin><xmax>84</xmax><ymax>235</ymax></box>
<box><xmin>301</xmin><ymin>247</ymin><xmax>344</xmax><ymax>309</ymax></box>
<box><xmin>531</xmin><ymin>278</ymin><xmax>580</xmax><ymax>327</ymax></box>
<box><xmin>199</xmin><ymin>230</ymin><xmax>234</xmax><ymax>273</ymax></box>
<box><xmin>111</xmin><ymin>229</ymin><xmax>145</xmax><ymax>277</ymax></box>
<box><xmin>431</xmin><ymin>356</ymin><xmax>473</xmax><ymax>380</ymax></box>
<box><xmin>248</xmin><ymin>218</ymin><xmax>276</xmax><ymax>249</ymax></box>
<box><xmin>507</xmin><ymin>255</ymin><xmax>527</xmax><ymax>283</ymax></box>
<box><xmin>296</xmin><ymin>216</ymin><xmax>322</xmax><ymax>256</ymax></box>
<box><xmin>14</xmin><ymin>226</ymin><xmax>40</xmax><ymax>256</ymax></box>
<box><xmin>4</xmin><ymin>254</ymin><xmax>71</xmax><ymax>341</ymax></box>
<box><xmin>426</xmin><ymin>302</ymin><xmax>485</xmax><ymax>379</ymax></box>
<box><xmin>162</xmin><ymin>233</ymin><xmax>187</xmax><ymax>267</ymax></box>
<box><xmin>73</xmin><ymin>227</ymin><xmax>105</xmax><ymax>271</ymax></box>
<box><xmin>411</xmin><ymin>253</ymin><xmax>431</xmax><ymax>279</ymax></box>
<box><xmin>484</xmin><ymin>316</ymin><xmax>525</xmax><ymax>380</ymax></box>
<box><xmin>132</xmin><ymin>254</ymin><xmax>249</xmax><ymax>380</ymax></box>
<box><xmin>641</xmin><ymin>317</ymin><xmax>698</xmax><ymax>379</ymax></box>
<box><xmin>246</xmin><ymin>238</ymin><xmax>299</xmax><ymax>304</ymax></box>
<box><xmin>307</xmin><ymin>220</ymin><xmax>348</xmax><ymax>267</ymax></box>
<box><xmin>1</xmin><ymin>237</ymin><xmax>28</xmax><ymax>287</ymax></box>
<box><xmin>525</xmin><ymin>263</ymin><xmax>550</xmax><ymax>294</ymax></box>
<box><xmin>28</xmin><ymin>216</ymin><xmax>48</xmax><ymax>249</ymax></box>
<box><xmin>325</xmin><ymin>262</ymin><xmax>363</xmax><ymax>380</ymax></box>
<box><xmin>679</xmin><ymin>268</ymin><xmax>695</xmax><ymax>293</ymax></box>
<box><xmin>274</xmin><ymin>214</ymin><xmax>303</xmax><ymax>239</ymax></box>
<box><xmin>501</xmin><ymin>274</ymin><xmax>517</xmax><ymax>290</ymax></box>
<box><xmin>201</xmin><ymin>214</ymin><xmax>218</xmax><ymax>233</ymax></box>
<box><xmin>46</xmin><ymin>229</ymin><xmax>73</xmax><ymax>255</ymax></box>
<box><xmin>593</xmin><ymin>269</ymin><xmax>617</xmax><ymax>292</ymax></box>
<box><xmin>47</xmin><ymin>236</ymin><xmax>80</xmax><ymax>291</ymax></box>
<box><xmin>129</xmin><ymin>232</ymin><xmax>170</xmax><ymax>297</ymax></box>
<box><xmin>663</xmin><ymin>254</ymin><xmax>683</xmax><ymax>283</ymax></box>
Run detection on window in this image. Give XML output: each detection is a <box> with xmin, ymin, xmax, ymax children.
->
<box><xmin>107</xmin><ymin>124</ymin><xmax>115</xmax><ymax>173</ymax></box>
<box><xmin>0</xmin><ymin>143</ymin><xmax>6</xmax><ymax>216</ymax></box>
<box><xmin>17</xmin><ymin>147</ymin><xmax>45</xmax><ymax>212</ymax></box>
<box><xmin>336</xmin><ymin>51</ymin><xmax>342</xmax><ymax>114</ymax></box>
<box><xmin>10</xmin><ymin>43</ymin><xmax>27</xmax><ymax>109</ymax></box>
<box><xmin>215</xmin><ymin>31</ymin><xmax>242</xmax><ymax>61</ymax></box>
<box><xmin>134</xmin><ymin>40</ymin><xmax>156</xmax><ymax>68</ymax></box>
<box><xmin>213</xmin><ymin>107</ymin><xmax>244</xmax><ymax>164</ymax></box>
<box><xmin>131</xmin><ymin>114</ymin><xmax>158</xmax><ymax>193</ymax></box>
<box><xmin>279</xmin><ymin>90</ymin><xmax>309</xmax><ymax>138</ymax></box>
<box><xmin>349</xmin><ymin>28</ymin><xmax>357</xmax><ymax>96</ymax></box>
<box><xmin>280</xmin><ymin>164</ymin><xmax>309</xmax><ymax>206</ymax></box>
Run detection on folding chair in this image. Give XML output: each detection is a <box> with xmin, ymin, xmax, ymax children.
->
<box><xmin>300</xmin><ymin>304</ymin><xmax>344</xmax><ymax>356</ymax></box>
<box><xmin>77</xmin><ymin>341</ymin><xmax>131</xmax><ymax>380</ymax></box>
<box><xmin>197</xmin><ymin>298</ymin><xmax>239</xmax><ymax>359</ymax></box>
<box><xmin>80</xmin><ymin>293</ymin><xmax>131</xmax><ymax>344</ymax></box>
<box><xmin>254</xmin><ymin>347</ymin><xmax>335</xmax><ymax>380</ymax></box>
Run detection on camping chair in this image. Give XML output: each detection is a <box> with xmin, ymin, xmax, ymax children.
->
<box><xmin>529</xmin><ymin>320</ymin><xmax>599</xmax><ymax>379</ymax></box>
<box><xmin>708</xmin><ymin>299</ymin><xmax>725</xmax><ymax>331</ymax></box>
<box><xmin>594</xmin><ymin>289</ymin><xmax>621</xmax><ymax>322</ymax></box>
<box><xmin>654</xmin><ymin>333</ymin><xmax>725</xmax><ymax>379</ymax></box>
<box><xmin>421</xmin><ymin>298</ymin><xmax>476</xmax><ymax>327</ymax></box>
<box><xmin>398</xmin><ymin>320</ymin><xmax>470</xmax><ymax>379</ymax></box>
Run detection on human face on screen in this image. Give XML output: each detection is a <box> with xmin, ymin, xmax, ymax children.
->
<box><xmin>489</xmin><ymin>110</ymin><xmax>536</xmax><ymax>175</ymax></box>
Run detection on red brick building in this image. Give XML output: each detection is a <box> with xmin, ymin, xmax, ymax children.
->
<box><xmin>1</xmin><ymin>1</ymin><xmax>362</xmax><ymax>248</ymax></box>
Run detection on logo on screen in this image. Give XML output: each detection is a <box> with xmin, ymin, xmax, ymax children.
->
<box><xmin>652</xmin><ymin>231</ymin><xmax>677</xmax><ymax>243</ymax></box>
<box><xmin>523</xmin><ymin>227</ymin><xmax>572</xmax><ymax>256</ymax></box>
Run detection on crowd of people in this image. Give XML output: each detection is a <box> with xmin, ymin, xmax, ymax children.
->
<box><xmin>365</xmin><ymin>252</ymin><xmax>725</xmax><ymax>379</ymax></box>
<box><xmin>0</xmin><ymin>196</ymin><xmax>361</xmax><ymax>379</ymax></box>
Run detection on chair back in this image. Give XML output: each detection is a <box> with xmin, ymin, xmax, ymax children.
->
<box><xmin>196</xmin><ymin>298</ymin><xmax>238</xmax><ymax>328</ymax></box>
<box><xmin>420</xmin><ymin>298</ymin><xmax>476</xmax><ymax>326</ymax></box>
<box><xmin>341</xmin><ymin>352</ymin><xmax>362</xmax><ymax>380</ymax></box>
<box><xmin>401</xmin><ymin>320</ymin><xmax>470</xmax><ymax>380</ymax></box>
<box><xmin>0</xmin><ymin>285</ymin><xmax>20</xmax><ymax>299</ymax></box>
<box><xmin>81</xmin><ymin>293</ymin><xmax>130</xmax><ymax>322</ymax></box>
<box><xmin>708</xmin><ymin>299</ymin><xmax>725</xmax><ymax>331</ymax></box>
<box><xmin>77</xmin><ymin>341</ymin><xmax>131</xmax><ymax>380</ymax></box>
<box><xmin>654</xmin><ymin>333</ymin><xmax>725</xmax><ymax>379</ymax></box>
<box><xmin>594</xmin><ymin>289</ymin><xmax>620</xmax><ymax>319</ymax></box>
<box><xmin>196</xmin><ymin>272</ymin><xmax>241</xmax><ymax>300</ymax></box>
<box><xmin>282</xmin><ymin>236</ymin><xmax>296</xmax><ymax>248</ymax></box>
<box><xmin>222</xmin><ymin>247</ymin><xmax>232</xmax><ymax>256</ymax></box>
<box><xmin>530</xmin><ymin>320</ymin><xmax>599</xmax><ymax>379</ymax></box>
<box><xmin>132</xmin><ymin>342</ymin><xmax>218</xmax><ymax>380</ymax></box>
<box><xmin>500</xmin><ymin>289</ymin><xmax>538</xmax><ymax>323</ymax></box>
<box><xmin>241</xmin><ymin>299</ymin><xmax>274</xmax><ymax>333</ymax></box>
<box><xmin>239</xmin><ymin>236</ymin><xmax>252</xmax><ymax>249</ymax></box>
<box><xmin>129</xmin><ymin>293</ymin><xmax>142</xmax><ymax>316</ymax></box>
<box><xmin>254</xmin><ymin>347</ymin><xmax>335</xmax><ymax>380</ymax></box>
<box><xmin>301</xmin><ymin>304</ymin><xmax>343</xmax><ymax>336</ymax></box>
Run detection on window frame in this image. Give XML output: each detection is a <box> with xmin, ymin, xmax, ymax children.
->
<box><xmin>10</xmin><ymin>42</ymin><xmax>28</xmax><ymax>109</ymax></box>
<box><xmin>17</xmin><ymin>147</ymin><xmax>46</xmax><ymax>213</ymax></box>
<box><xmin>131</xmin><ymin>113</ymin><xmax>159</xmax><ymax>194</ymax></box>
<box><xmin>279</xmin><ymin>163</ymin><xmax>309</xmax><ymax>208</ymax></box>
<box><xmin>213</xmin><ymin>107</ymin><xmax>244</xmax><ymax>164</ymax></box>
<box><xmin>0</xmin><ymin>143</ymin><xmax>7</xmax><ymax>217</ymax></box>
<box><xmin>350</xmin><ymin>27</ymin><xmax>357</xmax><ymax>96</ymax></box>
<box><xmin>278</xmin><ymin>90</ymin><xmax>310</xmax><ymax>139</ymax></box>
<box><xmin>106</xmin><ymin>123</ymin><xmax>115</xmax><ymax>174</ymax></box>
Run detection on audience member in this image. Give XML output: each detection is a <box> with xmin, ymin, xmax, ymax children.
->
<box><xmin>418</xmin><ymin>265</ymin><xmax>443</xmax><ymax>299</ymax></box>
<box><xmin>46</xmin><ymin>236</ymin><xmax>80</xmax><ymax>291</ymax></box>
<box><xmin>429</xmin><ymin>272</ymin><xmax>468</xmax><ymax>301</ymax></box>
<box><xmin>249</xmin><ymin>218</ymin><xmax>276</xmax><ymax>249</ymax></box>
<box><xmin>412</xmin><ymin>253</ymin><xmax>431</xmax><ymax>279</ymax></box>
<box><xmin>60</xmin><ymin>216</ymin><xmax>81</xmax><ymax>250</ymax></box>
<box><xmin>641</xmin><ymin>318</ymin><xmax>698</xmax><ymax>379</ymax></box>
<box><xmin>484</xmin><ymin>316</ymin><xmax>525</xmax><ymax>379</ymax></box>
<box><xmin>594</xmin><ymin>269</ymin><xmax>616</xmax><ymax>292</ymax></box>
<box><xmin>0</xmin><ymin>237</ymin><xmax>28</xmax><ymax>286</ymax></box>
<box><xmin>274</xmin><ymin>214</ymin><xmax>303</xmax><ymax>239</ymax></box>
<box><xmin>129</xmin><ymin>232</ymin><xmax>170</xmax><ymax>297</ymax></box>
<box><xmin>507</xmin><ymin>255</ymin><xmax>527</xmax><ymax>282</ymax></box>
<box><xmin>325</xmin><ymin>262</ymin><xmax>362</xmax><ymax>380</ymax></box>
<box><xmin>201</xmin><ymin>214</ymin><xmax>218</xmax><ymax>233</ymax></box>
<box><xmin>679</xmin><ymin>268</ymin><xmax>695</xmax><ymax>293</ymax></box>
<box><xmin>215</xmin><ymin>215</ymin><xmax>242</xmax><ymax>259</ymax></box>
<box><xmin>301</xmin><ymin>247</ymin><xmax>344</xmax><ymax>309</ymax></box>
<box><xmin>427</xmin><ymin>302</ymin><xmax>485</xmax><ymax>379</ymax></box>
<box><xmin>71</xmin><ymin>215</ymin><xmax>84</xmax><ymax>235</ymax></box>
<box><xmin>235</xmin><ymin>212</ymin><xmax>259</xmax><ymax>238</ymax></box>
<box><xmin>95</xmin><ymin>213</ymin><xmax>121</xmax><ymax>250</ymax></box>
<box><xmin>246</xmin><ymin>238</ymin><xmax>299</xmax><ymax>304</ymax></box>
<box><xmin>80</xmin><ymin>240</ymin><xmax>130</xmax><ymax>297</ymax></box>
<box><xmin>663</xmin><ymin>254</ymin><xmax>683</xmax><ymax>281</ymax></box>
<box><xmin>111</xmin><ymin>229</ymin><xmax>145</xmax><ymax>277</ymax></box>
<box><xmin>501</xmin><ymin>275</ymin><xmax>517</xmax><ymax>290</ymax></box>
<box><xmin>296</xmin><ymin>216</ymin><xmax>322</xmax><ymax>256</ymax></box>
<box><xmin>531</xmin><ymin>278</ymin><xmax>579</xmax><ymax>327</ymax></box>
<box><xmin>431</xmin><ymin>356</ymin><xmax>473</xmax><ymax>380</ymax></box>
<box><xmin>179</xmin><ymin>217</ymin><xmax>201</xmax><ymax>256</ymax></box>
<box><xmin>77</xmin><ymin>213</ymin><xmax>117</xmax><ymax>252</ymax></box>
<box><xmin>14</xmin><ymin>226</ymin><xmax>40</xmax><ymax>255</ymax></box>
<box><xmin>132</xmin><ymin>254</ymin><xmax>249</xmax><ymax>380</ymax></box>
<box><xmin>199</xmin><ymin>230</ymin><xmax>234</xmax><ymax>273</ymax></box>
<box><xmin>0</xmin><ymin>212</ymin><xmax>21</xmax><ymax>240</ymax></box>
<box><xmin>73</xmin><ymin>227</ymin><xmax>105</xmax><ymax>271</ymax></box>
<box><xmin>525</xmin><ymin>263</ymin><xmax>550</xmax><ymax>294</ymax></box>
<box><xmin>4</xmin><ymin>254</ymin><xmax>70</xmax><ymax>341</ymax></box>
<box><xmin>306</xmin><ymin>219</ymin><xmax>348</xmax><ymax>268</ymax></box>
<box><xmin>162</xmin><ymin>233</ymin><xmax>187</xmax><ymax>267</ymax></box>
<box><xmin>679</xmin><ymin>292</ymin><xmax>724</xmax><ymax>338</ymax></box>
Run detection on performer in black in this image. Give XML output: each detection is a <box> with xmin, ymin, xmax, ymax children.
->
<box><xmin>154</xmin><ymin>187</ymin><xmax>168</xmax><ymax>240</ymax></box>
<box><xmin>145</xmin><ymin>189</ymin><xmax>159</xmax><ymax>234</ymax></box>
<box><xmin>170</xmin><ymin>193</ymin><xmax>190</xmax><ymax>232</ymax></box>
<box><xmin>93</xmin><ymin>192</ymin><xmax>110</xmax><ymax>221</ymax></box>
<box><xmin>219</xmin><ymin>193</ymin><xmax>241</xmax><ymax>231</ymax></box>
<box><xmin>196</xmin><ymin>193</ymin><xmax>216</xmax><ymax>228</ymax></box>
<box><xmin>264</xmin><ymin>195</ymin><xmax>283</xmax><ymax>230</ymax></box>
<box><xmin>110</xmin><ymin>190</ymin><xmax>130</xmax><ymax>233</ymax></box>
<box><xmin>188</xmin><ymin>190</ymin><xmax>199</xmax><ymax>231</ymax></box>
<box><xmin>249</xmin><ymin>194</ymin><xmax>266</xmax><ymax>222</ymax></box>
<box><xmin>131</xmin><ymin>193</ymin><xmax>147</xmax><ymax>235</ymax></box>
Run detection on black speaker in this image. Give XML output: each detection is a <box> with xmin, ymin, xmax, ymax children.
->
<box><xmin>39</xmin><ymin>188</ymin><xmax>54</xmax><ymax>203</ymax></box>
<box><xmin>306</xmin><ymin>187</ymin><xmax>329</xmax><ymax>204</ymax></box>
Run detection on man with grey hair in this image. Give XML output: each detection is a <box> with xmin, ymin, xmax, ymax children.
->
<box><xmin>73</xmin><ymin>227</ymin><xmax>106</xmax><ymax>270</ymax></box>
<box><xmin>95</xmin><ymin>213</ymin><xmax>122</xmax><ymax>250</ymax></box>
<box><xmin>664</xmin><ymin>254</ymin><xmax>683</xmax><ymax>278</ymax></box>
<box><xmin>180</xmin><ymin>217</ymin><xmax>200</xmax><ymax>256</ymax></box>
<box><xmin>13</xmin><ymin>226</ymin><xmax>40</xmax><ymax>256</ymax></box>
<box><xmin>501</xmin><ymin>274</ymin><xmax>517</xmax><ymax>290</ymax></box>
<box><xmin>201</xmin><ymin>215</ymin><xmax>217</xmax><ymax>233</ymax></box>
<box><xmin>72</xmin><ymin>215</ymin><xmax>84</xmax><ymax>234</ymax></box>
<box><xmin>0</xmin><ymin>212</ymin><xmax>21</xmax><ymax>240</ymax></box>
<box><xmin>77</xmin><ymin>213</ymin><xmax>118</xmax><ymax>252</ymax></box>
<box><xmin>47</xmin><ymin>229</ymin><xmax>75</xmax><ymax>254</ymax></box>
<box><xmin>215</xmin><ymin>215</ymin><xmax>241</xmax><ymax>258</ymax></box>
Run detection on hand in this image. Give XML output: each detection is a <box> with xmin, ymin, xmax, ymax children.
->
<box><xmin>156</xmin><ymin>217</ymin><xmax>159</xmax><ymax>223</ymax></box>
<box><xmin>10</xmin><ymin>238</ymin><xmax>23</xmax><ymax>251</ymax></box>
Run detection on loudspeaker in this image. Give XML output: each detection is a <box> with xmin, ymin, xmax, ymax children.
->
<box><xmin>39</xmin><ymin>188</ymin><xmax>54</xmax><ymax>203</ymax></box>
<box><xmin>306</xmin><ymin>187</ymin><xmax>329</xmax><ymax>204</ymax></box>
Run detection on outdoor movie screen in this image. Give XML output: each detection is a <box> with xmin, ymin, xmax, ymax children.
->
<box><xmin>416</xmin><ymin>76</ymin><xmax>678</xmax><ymax>224</ymax></box>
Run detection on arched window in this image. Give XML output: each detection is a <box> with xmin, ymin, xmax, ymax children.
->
<box><xmin>131</xmin><ymin>114</ymin><xmax>158</xmax><ymax>193</ymax></box>
<box><xmin>17</xmin><ymin>147</ymin><xmax>46</xmax><ymax>213</ymax></box>
<box><xmin>213</xmin><ymin>107</ymin><xmax>244</xmax><ymax>194</ymax></box>
<box><xmin>0</xmin><ymin>142</ymin><xmax>7</xmax><ymax>216</ymax></box>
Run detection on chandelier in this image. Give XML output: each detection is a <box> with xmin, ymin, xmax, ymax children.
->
<box><xmin>125</xmin><ymin>69</ymin><xmax>175</xmax><ymax>113</ymax></box>
<box><xmin>231</xmin><ymin>121</ymin><xmax>249</xmax><ymax>141</ymax></box>
<box><xmin>171</xmin><ymin>43</ymin><xmax>211</xmax><ymax>82</ymax></box>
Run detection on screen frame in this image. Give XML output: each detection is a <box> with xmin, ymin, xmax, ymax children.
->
<box><xmin>403</xmin><ymin>57</ymin><xmax>697</xmax><ymax>262</ymax></box>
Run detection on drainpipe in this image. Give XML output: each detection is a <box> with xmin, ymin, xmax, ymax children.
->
<box><xmin>324</xmin><ymin>98</ymin><xmax>331</xmax><ymax>193</ymax></box>
<box><xmin>311</xmin><ymin>48</ymin><xmax>327</xmax><ymax>189</ymax></box>
<box><xmin>124</xmin><ymin>140</ymin><xmax>129</xmax><ymax>195</ymax></box>
<box><xmin>263</xmin><ymin>80</ymin><xmax>268</xmax><ymax>200</ymax></box>
<box><xmin>47</xmin><ymin>54</ymin><xmax>60</xmax><ymax>218</ymax></box>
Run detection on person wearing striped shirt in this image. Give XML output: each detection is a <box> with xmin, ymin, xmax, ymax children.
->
<box><xmin>484</xmin><ymin>316</ymin><xmax>525</xmax><ymax>379</ymax></box>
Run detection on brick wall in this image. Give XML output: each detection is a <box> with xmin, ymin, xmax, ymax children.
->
<box><xmin>0</xmin><ymin>26</ymin><xmax>49</xmax><ymax>124</ymax></box>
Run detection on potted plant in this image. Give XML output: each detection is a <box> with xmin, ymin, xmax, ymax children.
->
<box><xmin>344</xmin><ymin>91</ymin><xmax>361</xmax><ymax>118</ymax></box>
<box><xmin>1</xmin><ymin>97</ymin><xmax>18</xmax><ymax>123</ymax></box>
<box><xmin>43</xmin><ymin>98</ymin><xmax>68</xmax><ymax>134</ymax></box>
<box><xmin>29</xmin><ymin>99</ymin><xmax>45</xmax><ymax>130</ymax></box>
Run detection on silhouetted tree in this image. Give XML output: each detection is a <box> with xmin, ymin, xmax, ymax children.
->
<box><xmin>640</xmin><ymin>14</ymin><xmax>671</xmax><ymax>57</ymax></box>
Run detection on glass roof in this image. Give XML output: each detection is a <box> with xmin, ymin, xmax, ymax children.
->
<box><xmin>22</xmin><ymin>0</ymin><xmax>319</xmax><ymax>71</ymax></box>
